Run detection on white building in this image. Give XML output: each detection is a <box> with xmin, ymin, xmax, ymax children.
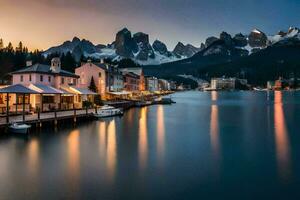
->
<box><xmin>145</xmin><ymin>76</ymin><xmax>159</xmax><ymax>92</ymax></box>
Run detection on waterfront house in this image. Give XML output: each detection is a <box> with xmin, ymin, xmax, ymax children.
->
<box><xmin>145</xmin><ymin>76</ymin><xmax>159</xmax><ymax>92</ymax></box>
<box><xmin>210</xmin><ymin>78</ymin><xmax>248</xmax><ymax>90</ymax></box>
<box><xmin>158</xmin><ymin>79</ymin><xmax>171</xmax><ymax>91</ymax></box>
<box><xmin>75</xmin><ymin>60</ymin><xmax>107</xmax><ymax>95</ymax></box>
<box><xmin>106</xmin><ymin>65</ymin><xmax>124</xmax><ymax>92</ymax></box>
<box><xmin>120</xmin><ymin>67</ymin><xmax>145</xmax><ymax>91</ymax></box>
<box><xmin>123</xmin><ymin>72</ymin><xmax>141</xmax><ymax>92</ymax></box>
<box><xmin>6</xmin><ymin>58</ymin><xmax>95</xmax><ymax>112</ymax></box>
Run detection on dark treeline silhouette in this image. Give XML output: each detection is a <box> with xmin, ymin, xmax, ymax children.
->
<box><xmin>0</xmin><ymin>39</ymin><xmax>77</xmax><ymax>83</ymax></box>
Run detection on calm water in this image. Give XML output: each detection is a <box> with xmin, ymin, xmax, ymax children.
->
<box><xmin>1</xmin><ymin>91</ymin><xmax>300</xmax><ymax>199</ymax></box>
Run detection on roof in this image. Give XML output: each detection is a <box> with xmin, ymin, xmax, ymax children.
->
<box><xmin>94</xmin><ymin>63</ymin><xmax>108</xmax><ymax>70</ymax></box>
<box><xmin>10</xmin><ymin>63</ymin><xmax>79</xmax><ymax>78</ymax></box>
<box><xmin>107</xmin><ymin>91</ymin><xmax>132</xmax><ymax>95</ymax></box>
<box><xmin>124</xmin><ymin>72</ymin><xmax>140</xmax><ymax>79</ymax></box>
<box><xmin>28</xmin><ymin>84</ymin><xmax>64</xmax><ymax>94</ymax></box>
<box><xmin>0</xmin><ymin>84</ymin><xmax>39</xmax><ymax>94</ymax></box>
<box><xmin>77</xmin><ymin>62</ymin><xmax>108</xmax><ymax>71</ymax></box>
<box><xmin>120</xmin><ymin>68</ymin><xmax>143</xmax><ymax>76</ymax></box>
<box><xmin>69</xmin><ymin>87</ymin><xmax>97</xmax><ymax>95</ymax></box>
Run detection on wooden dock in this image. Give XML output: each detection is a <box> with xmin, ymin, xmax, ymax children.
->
<box><xmin>0</xmin><ymin>108</ymin><xmax>96</xmax><ymax>128</ymax></box>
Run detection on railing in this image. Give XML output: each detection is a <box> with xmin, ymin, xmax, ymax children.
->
<box><xmin>0</xmin><ymin>108</ymin><xmax>96</xmax><ymax>126</ymax></box>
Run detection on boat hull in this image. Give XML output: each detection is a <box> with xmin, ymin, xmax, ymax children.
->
<box><xmin>8</xmin><ymin>125</ymin><xmax>31</xmax><ymax>134</ymax></box>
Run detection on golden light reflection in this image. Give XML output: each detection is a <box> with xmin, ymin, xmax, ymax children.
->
<box><xmin>211</xmin><ymin>91</ymin><xmax>218</xmax><ymax>101</ymax></box>
<box><xmin>274</xmin><ymin>91</ymin><xmax>291</xmax><ymax>181</ymax></box>
<box><xmin>210</xmin><ymin>92</ymin><xmax>221</xmax><ymax>176</ymax></box>
<box><xmin>106</xmin><ymin>120</ymin><xmax>117</xmax><ymax>182</ymax></box>
<box><xmin>210</xmin><ymin>105</ymin><xmax>220</xmax><ymax>155</ymax></box>
<box><xmin>98</xmin><ymin>121</ymin><xmax>107</xmax><ymax>159</ymax></box>
<box><xmin>157</xmin><ymin>105</ymin><xmax>165</xmax><ymax>165</ymax></box>
<box><xmin>67</xmin><ymin>129</ymin><xmax>80</xmax><ymax>188</ymax></box>
<box><xmin>27</xmin><ymin>139</ymin><xmax>39</xmax><ymax>176</ymax></box>
<box><xmin>139</xmin><ymin>107</ymin><xmax>148</xmax><ymax>171</ymax></box>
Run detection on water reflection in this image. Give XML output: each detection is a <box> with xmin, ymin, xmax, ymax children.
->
<box><xmin>106</xmin><ymin>120</ymin><xmax>117</xmax><ymax>182</ymax></box>
<box><xmin>157</xmin><ymin>105</ymin><xmax>165</xmax><ymax>166</ymax></box>
<box><xmin>274</xmin><ymin>91</ymin><xmax>291</xmax><ymax>182</ymax></box>
<box><xmin>27</xmin><ymin>139</ymin><xmax>40</xmax><ymax>177</ymax></box>
<box><xmin>98</xmin><ymin>121</ymin><xmax>106</xmax><ymax>160</ymax></box>
<box><xmin>210</xmin><ymin>91</ymin><xmax>221</xmax><ymax>175</ymax></box>
<box><xmin>211</xmin><ymin>91</ymin><xmax>218</xmax><ymax>101</ymax></box>
<box><xmin>67</xmin><ymin>129</ymin><xmax>80</xmax><ymax>190</ymax></box>
<box><xmin>138</xmin><ymin>107</ymin><xmax>148</xmax><ymax>171</ymax></box>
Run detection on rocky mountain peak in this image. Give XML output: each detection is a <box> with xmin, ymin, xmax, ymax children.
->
<box><xmin>72</xmin><ymin>37</ymin><xmax>81</xmax><ymax>43</ymax></box>
<box><xmin>115</xmin><ymin>27</ymin><xmax>138</xmax><ymax>58</ymax></box>
<box><xmin>173</xmin><ymin>42</ymin><xmax>199</xmax><ymax>58</ymax></box>
<box><xmin>220</xmin><ymin>32</ymin><xmax>233</xmax><ymax>46</ymax></box>
<box><xmin>205</xmin><ymin>36</ymin><xmax>219</xmax><ymax>47</ymax></box>
<box><xmin>248</xmin><ymin>29</ymin><xmax>268</xmax><ymax>48</ymax></box>
<box><xmin>152</xmin><ymin>40</ymin><xmax>168</xmax><ymax>55</ymax></box>
<box><xmin>133</xmin><ymin>32</ymin><xmax>149</xmax><ymax>44</ymax></box>
<box><xmin>233</xmin><ymin>33</ymin><xmax>247</xmax><ymax>47</ymax></box>
<box><xmin>277</xmin><ymin>31</ymin><xmax>287</xmax><ymax>37</ymax></box>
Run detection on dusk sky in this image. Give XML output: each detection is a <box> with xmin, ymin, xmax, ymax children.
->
<box><xmin>1</xmin><ymin>0</ymin><xmax>299</xmax><ymax>50</ymax></box>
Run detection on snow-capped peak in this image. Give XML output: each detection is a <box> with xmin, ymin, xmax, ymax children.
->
<box><xmin>252</xmin><ymin>29</ymin><xmax>262</xmax><ymax>34</ymax></box>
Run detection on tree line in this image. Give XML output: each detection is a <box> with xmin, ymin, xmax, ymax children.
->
<box><xmin>0</xmin><ymin>39</ymin><xmax>77</xmax><ymax>83</ymax></box>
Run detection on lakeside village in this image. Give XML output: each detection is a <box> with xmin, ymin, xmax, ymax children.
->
<box><xmin>0</xmin><ymin>57</ymin><xmax>297</xmax><ymax>133</ymax></box>
<box><xmin>198</xmin><ymin>77</ymin><xmax>300</xmax><ymax>91</ymax></box>
<box><xmin>0</xmin><ymin>58</ymin><xmax>178</xmax><ymax>133</ymax></box>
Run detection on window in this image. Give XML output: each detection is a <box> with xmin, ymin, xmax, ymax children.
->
<box><xmin>16</xmin><ymin>94</ymin><xmax>30</xmax><ymax>104</ymax></box>
<box><xmin>0</xmin><ymin>95</ymin><xmax>3</xmax><ymax>104</ymax></box>
<box><xmin>42</xmin><ymin>96</ymin><xmax>55</xmax><ymax>104</ymax></box>
<box><xmin>20</xmin><ymin>75</ymin><xmax>23</xmax><ymax>82</ymax></box>
<box><xmin>48</xmin><ymin>76</ymin><xmax>51</xmax><ymax>82</ymax></box>
<box><xmin>29</xmin><ymin>74</ymin><xmax>32</xmax><ymax>82</ymax></box>
<box><xmin>73</xmin><ymin>79</ymin><xmax>77</xmax><ymax>85</ymax></box>
<box><xmin>99</xmin><ymin>72</ymin><xmax>102</xmax><ymax>77</ymax></box>
<box><xmin>61</xmin><ymin>77</ymin><xmax>64</xmax><ymax>84</ymax></box>
<box><xmin>40</xmin><ymin>75</ymin><xmax>43</xmax><ymax>82</ymax></box>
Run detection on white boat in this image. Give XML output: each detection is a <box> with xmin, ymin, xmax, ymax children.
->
<box><xmin>8</xmin><ymin>123</ymin><xmax>31</xmax><ymax>134</ymax></box>
<box><xmin>135</xmin><ymin>101</ymin><xmax>152</xmax><ymax>107</ymax></box>
<box><xmin>93</xmin><ymin>105</ymin><xmax>123</xmax><ymax>118</ymax></box>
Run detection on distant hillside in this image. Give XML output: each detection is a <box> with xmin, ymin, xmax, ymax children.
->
<box><xmin>201</xmin><ymin>41</ymin><xmax>300</xmax><ymax>85</ymax></box>
<box><xmin>143</xmin><ymin>28</ymin><xmax>300</xmax><ymax>85</ymax></box>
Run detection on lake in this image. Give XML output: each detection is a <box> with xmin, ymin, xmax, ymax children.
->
<box><xmin>0</xmin><ymin>91</ymin><xmax>300</xmax><ymax>199</ymax></box>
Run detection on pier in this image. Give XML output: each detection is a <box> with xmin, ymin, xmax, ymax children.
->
<box><xmin>0</xmin><ymin>108</ymin><xmax>96</xmax><ymax>128</ymax></box>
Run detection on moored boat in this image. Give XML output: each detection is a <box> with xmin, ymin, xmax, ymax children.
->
<box><xmin>93</xmin><ymin>105</ymin><xmax>123</xmax><ymax>118</ymax></box>
<box><xmin>8</xmin><ymin>123</ymin><xmax>31</xmax><ymax>134</ymax></box>
<box><xmin>154</xmin><ymin>97</ymin><xmax>176</xmax><ymax>105</ymax></box>
<box><xmin>135</xmin><ymin>101</ymin><xmax>152</xmax><ymax>107</ymax></box>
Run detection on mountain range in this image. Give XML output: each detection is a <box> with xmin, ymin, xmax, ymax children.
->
<box><xmin>43</xmin><ymin>28</ymin><xmax>202</xmax><ymax>65</ymax></box>
<box><xmin>43</xmin><ymin>26</ymin><xmax>300</xmax><ymax>85</ymax></box>
<box><xmin>143</xmin><ymin>27</ymin><xmax>300</xmax><ymax>85</ymax></box>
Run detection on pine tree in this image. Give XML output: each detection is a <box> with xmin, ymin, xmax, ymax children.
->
<box><xmin>6</xmin><ymin>42</ymin><xmax>14</xmax><ymax>53</ymax></box>
<box><xmin>0</xmin><ymin>39</ymin><xmax>3</xmax><ymax>49</ymax></box>
<box><xmin>88</xmin><ymin>76</ymin><xmax>98</xmax><ymax>93</ymax></box>
<box><xmin>16</xmin><ymin>41</ymin><xmax>23</xmax><ymax>52</ymax></box>
<box><xmin>61</xmin><ymin>52</ymin><xmax>76</xmax><ymax>72</ymax></box>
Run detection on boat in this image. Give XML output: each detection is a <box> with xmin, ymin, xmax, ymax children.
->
<box><xmin>93</xmin><ymin>105</ymin><xmax>123</xmax><ymax>118</ymax></box>
<box><xmin>135</xmin><ymin>101</ymin><xmax>152</xmax><ymax>107</ymax></box>
<box><xmin>253</xmin><ymin>87</ymin><xmax>268</xmax><ymax>91</ymax></box>
<box><xmin>8</xmin><ymin>123</ymin><xmax>31</xmax><ymax>134</ymax></box>
<box><xmin>154</xmin><ymin>97</ymin><xmax>176</xmax><ymax>105</ymax></box>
